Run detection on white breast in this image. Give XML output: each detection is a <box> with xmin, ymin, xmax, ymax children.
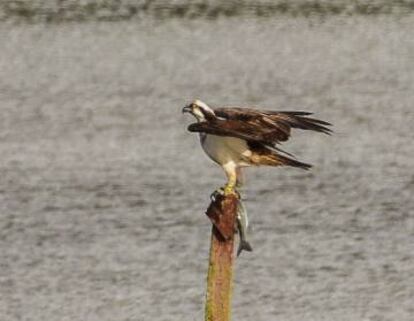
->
<box><xmin>200</xmin><ymin>134</ymin><xmax>252</xmax><ymax>167</ymax></box>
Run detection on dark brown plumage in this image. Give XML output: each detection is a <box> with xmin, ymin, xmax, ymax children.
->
<box><xmin>189</xmin><ymin>107</ymin><xmax>332</xmax><ymax>147</ymax></box>
<box><xmin>183</xmin><ymin>99</ymin><xmax>331</xmax><ymax>193</ymax></box>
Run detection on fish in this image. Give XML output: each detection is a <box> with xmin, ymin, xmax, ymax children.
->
<box><xmin>236</xmin><ymin>199</ymin><xmax>253</xmax><ymax>257</ymax></box>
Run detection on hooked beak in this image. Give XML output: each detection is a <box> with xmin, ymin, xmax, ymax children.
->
<box><xmin>182</xmin><ymin>105</ymin><xmax>191</xmax><ymax>114</ymax></box>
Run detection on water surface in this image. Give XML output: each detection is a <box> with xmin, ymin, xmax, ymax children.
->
<box><xmin>0</xmin><ymin>13</ymin><xmax>413</xmax><ymax>321</ymax></box>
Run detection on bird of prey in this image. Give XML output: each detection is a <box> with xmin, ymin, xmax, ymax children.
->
<box><xmin>182</xmin><ymin>99</ymin><xmax>331</xmax><ymax>195</ymax></box>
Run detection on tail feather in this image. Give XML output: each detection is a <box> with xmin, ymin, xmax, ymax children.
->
<box><xmin>250</xmin><ymin>147</ymin><xmax>312</xmax><ymax>170</ymax></box>
<box><xmin>273</xmin><ymin>153</ymin><xmax>312</xmax><ymax>170</ymax></box>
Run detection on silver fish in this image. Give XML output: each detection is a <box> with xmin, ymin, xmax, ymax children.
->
<box><xmin>236</xmin><ymin>199</ymin><xmax>253</xmax><ymax>257</ymax></box>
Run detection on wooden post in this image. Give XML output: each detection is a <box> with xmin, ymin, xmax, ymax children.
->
<box><xmin>204</xmin><ymin>193</ymin><xmax>238</xmax><ymax>321</ymax></box>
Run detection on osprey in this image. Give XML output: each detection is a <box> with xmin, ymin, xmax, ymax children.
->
<box><xmin>183</xmin><ymin>99</ymin><xmax>331</xmax><ymax>195</ymax></box>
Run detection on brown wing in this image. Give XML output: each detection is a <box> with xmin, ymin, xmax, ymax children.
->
<box><xmin>188</xmin><ymin>107</ymin><xmax>331</xmax><ymax>146</ymax></box>
<box><xmin>188</xmin><ymin>119</ymin><xmax>278</xmax><ymax>145</ymax></box>
<box><xmin>214</xmin><ymin>107</ymin><xmax>332</xmax><ymax>142</ymax></box>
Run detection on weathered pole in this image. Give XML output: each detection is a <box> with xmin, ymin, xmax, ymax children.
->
<box><xmin>204</xmin><ymin>192</ymin><xmax>239</xmax><ymax>321</ymax></box>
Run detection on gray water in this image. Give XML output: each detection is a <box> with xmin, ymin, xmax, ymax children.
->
<box><xmin>1</xmin><ymin>11</ymin><xmax>414</xmax><ymax>321</ymax></box>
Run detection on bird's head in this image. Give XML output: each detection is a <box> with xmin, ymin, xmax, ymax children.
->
<box><xmin>182</xmin><ymin>99</ymin><xmax>215</xmax><ymax>122</ymax></box>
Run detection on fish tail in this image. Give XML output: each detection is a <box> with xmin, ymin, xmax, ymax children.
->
<box><xmin>237</xmin><ymin>240</ymin><xmax>253</xmax><ymax>257</ymax></box>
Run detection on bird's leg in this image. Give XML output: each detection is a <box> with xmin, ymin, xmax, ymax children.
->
<box><xmin>223</xmin><ymin>175</ymin><xmax>236</xmax><ymax>195</ymax></box>
<box><xmin>235</xmin><ymin>167</ymin><xmax>244</xmax><ymax>189</ymax></box>
<box><xmin>222</xmin><ymin>163</ymin><xmax>238</xmax><ymax>196</ymax></box>
<box><xmin>210</xmin><ymin>163</ymin><xmax>240</xmax><ymax>199</ymax></box>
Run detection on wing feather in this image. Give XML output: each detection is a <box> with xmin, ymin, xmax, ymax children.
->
<box><xmin>188</xmin><ymin>120</ymin><xmax>276</xmax><ymax>144</ymax></box>
<box><xmin>212</xmin><ymin>107</ymin><xmax>332</xmax><ymax>143</ymax></box>
<box><xmin>188</xmin><ymin>106</ymin><xmax>331</xmax><ymax>147</ymax></box>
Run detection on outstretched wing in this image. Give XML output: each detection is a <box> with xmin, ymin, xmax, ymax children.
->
<box><xmin>188</xmin><ymin>119</ymin><xmax>278</xmax><ymax>145</ymax></box>
<box><xmin>188</xmin><ymin>107</ymin><xmax>331</xmax><ymax>146</ymax></box>
<box><xmin>215</xmin><ymin>107</ymin><xmax>332</xmax><ymax>140</ymax></box>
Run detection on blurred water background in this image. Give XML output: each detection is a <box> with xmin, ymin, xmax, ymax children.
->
<box><xmin>1</xmin><ymin>1</ymin><xmax>413</xmax><ymax>321</ymax></box>
<box><xmin>1</xmin><ymin>0</ymin><xmax>414</xmax><ymax>22</ymax></box>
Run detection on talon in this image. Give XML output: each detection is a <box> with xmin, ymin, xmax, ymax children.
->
<box><xmin>223</xmin><ymin>184</ymin><xmax>236</xmax><ymax>196</ymax></box>
<box><xmin>210</xmin><ymin>188</ymin><xmax>224</xmax><ymax>201</ymax></box>
<box><xmin>234</xmin><ymin>189</ymin><xmax>241</xmax><ymax>199</ymax></box>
